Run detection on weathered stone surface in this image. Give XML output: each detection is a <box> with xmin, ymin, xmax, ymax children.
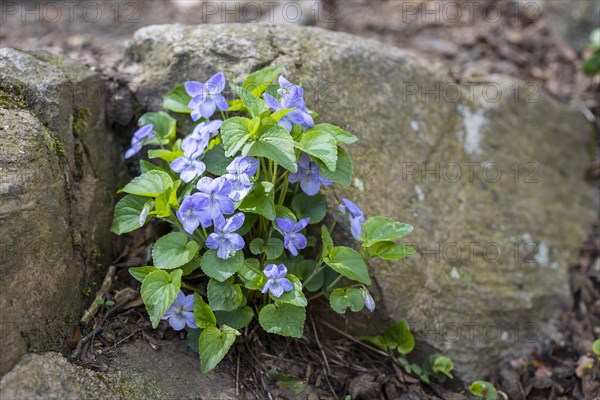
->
<box><xmin>0</xmin><ymin>49</ymin><xmax>119</xmax><ymax>375</ymax></box>
<box><xmin>0</xmin><ymin>339</ymin><xmax>237</xmax><ymax>400</ymax></box>
<box><xmin>540</xmin><ymin>0</ymin><xmax>600</xmax><ymax>50</ymax></box>
<box><xmin>117</xmin><ymin>24</ymin><xmax>595</xmax><ymax>380</ymax></box>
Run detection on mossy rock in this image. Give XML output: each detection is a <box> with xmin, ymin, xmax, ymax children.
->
<box><xmin>0</xmin><ymin>49</ymin><xmax>120</xmax><ymax>375</ymax></box>
<box><xmin>0</xmin><ymin>340</ymin><xmax>237</xmax><ymax>400</ymax></box>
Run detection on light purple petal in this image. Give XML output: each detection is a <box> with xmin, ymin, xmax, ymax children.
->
<box><xmin>276</xmin><ymin>217</ymin><xmax>296</xmax><ymax>233</ymax></box>
<box><xmin>161</xmin><ymin>309</ymin><xmax>174</xmax><ymax>320</ymax></box>
<box><xmin>264</xmin><ymin>93</ymin><xmax>282</xmax><ymax>111</ymax></box>
<box><xmin>227</xmin><ymin>156</ymin><xmax>259</xmax><ymax>176</ymax></box>
<box><xmin>278</xmin><ymin>76</ymin><xmax>293</xmax><ymax>91</ymax></box>
<box><xmin>189</xmin><ymin>94</ymin><xmax>206</xmax><ymax>109</ymax></box>
<box><xmin>179</xmin><ymin>163</ymin><xmax>204</xmax><ymax>183</ymax></box>
<box><xmin>261</xmin><ymin>280</ymin><xmax>272</xmax><ymax>294</ymax></box>
<box><xmin>320</xmin><ymin>176</ymin><xmax>332</xmax><ymax>186</ymax></box>
<box><xmin>285</xmin><ymin>233</ymin><xmax>306</xmax><ymax>256</ymax></box>
<box><xmin>362</xmin><ymin>290</ymin><xmax>375</xmax><ymax>312</ymax></box>
<box><xmin>278</xmin><ymin>118</ymin><xmax>293</xmax><ymax>132</ymax></box>
<box><xmin>196</xmin><ymin>176</ymin><xmax>214</xmax><ymax>193</ymax></box>
<box><xmin>213</xmin><ymin>177</ymin><xmax>232</xmax><ymax>196</ymax></box>
<box><xmin>215</xmin><ymin>195</ymin><xmax>235</xmax><ymax>216</ymax></box>
<box><xmin>350</xmin><ymin>217</ymin><xmax>363</xmax><ymax>240</ymax></box>
<box><xmin>190</xmin><ymin>108</ymin><xmax>202</xmax><ymax>122</ymax></box>
<box><xmin>284</xmin><ymin>235</ymin><xmax>299</xmax><ymax>256</ymax></box>
<box><xmin>180</xmin><ymin>213</ymin><xmax>201</xmax><ymax>234</ymax></box>
<box><xmin>204</xmin><ymin>119</ymin><xmax>223</xmax><ymax>136</ymax></box>
<box><xmin>263</xmin><ymin>264</ymin><xmax>279</xmax><ymax>279</ymax></box>
<box><xmin>268</xmin><ymin>281</ymin><xmax>284</xmax><ymax>297</ymax></box>
<box><xmin>206</xmin><ymin>72</ymin><xmax>226</xmax><ymax>94</ymax></box>
<box><xmin>168</xmin><ymin>313</ymin><xmax>187</xmax><ymax>331</ymax></box>
<box><xmin>199</xmin><ymin>99</ymin><xmax>217</xmax><ymax>119</ymax></box>
<box><xmin>124</xmin><ymin>145</ymin><xmax>140</xmax><ymax>159</ymax></box>
<box><xmin>297</xmin><ymin>153</ymin><xmax>311</xmax><ymax>169</ymax></box>
<box><xmin>275</xmin><ymin>264</ymin><xmax>288</xmax><ymax>279</ymax></box>
<box><xmin>281</xmin><ymin>86</ymin><xmax>304</xmax><ymax>109</ymax></box>
<box><xmin>224</xmin><ymin>212</ymin><xmax>245</xmax><ymax>232</ymax></box>
<box><xmin>301</xmin><ymin>173</ymin><xmax>321</xmax><ymax>196</ymax></box>
<box><xmin>213</xmin><ymin>94</ymin><xmax>229</xmax><ymax>111</ymax></box>
<box><xmin>206</xmin><ymin>203</ymin><xmax>223</xmax><ymax>221</ymax></box>
<box><xmin>341</xmin><ymin>199</ymin><xmax>363</xmax><ymax>218</ymax></box>
<box><xmin>205</xmin><ymin>233</ymin><xmax>220</xmax><ymax>250</ymax></box>
<box><xmin>212</xmin><ymin>214</ymin><xmax>227</xmax><ymax>231</ymax></box>
<box><xmin>286</xmin><ymin>109</ymin><xmax>306</xmax><ymax>125</ymax></box>
<box><xmin>183</xmin><ymin>140</ymin><xmax>201</xmax><ymax>159</ymax></box>
<box><xmin>133</xmin><ymin>124</ymin><xmax>154</xmax><ymax>140</ymax></box>
<box><xmin>225</xmin><ymin>176</ymin><xmax>252</xmax><ymax>201</ymax></box>
<box><xmin>288</xmin><ymin>170</ymin><xmax>302</xmax><ymax>184</ymax></box>
<box><xmin>227</xmin><ymin>233</ymin><xmax>245</xmax><ymax>251</ymax></box>
<box><xmin>174</xmin><ymin>290</ymin><xmax>186</xmax><ymax>305</ymax></box>
<box><xmin>301</xmin><ymin>110</ymin><xmax>314</xmax><ymax>127</ymax></box>
<box><xmin>170</xmin><ymin>157</ymin><xmax>191</xmax><ymax>173</ymax></box>
<box><xmin>182</xmin><ymin>294</ymin><xmax>195</xmax><ymax>310</ymax></box>
<box><xmin>295</xmin><ymin>217</ymin><xmax>310</xmax><ymax>231</ymax></box>
<box><xmin>190</xmin><ymin>124</ymin><xmax>212</xmax><ymax>149</ymax></box>
<box><xmin>183</xmin><ymin>311</ymin><xmax>198</xmax><ymax>328</ymax></box>
<box><xmin>185</xmin><ymin>81</ymin><xmax>205</xmax><ymax>97</ymax></box>
<box><xmin>216</xmin><ymin>241</ymin><xmax>232</xmax><ymax>259</ymax></box>
<box><xmin>279</xmin><ymin>277</ymin><xmax>293</xmax><ymax>293</ymax></box>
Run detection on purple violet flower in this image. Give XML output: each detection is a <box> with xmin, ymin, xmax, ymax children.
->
<box><xmin>276</xmin><ymin>217</ymin><xmax>310</xmax><ymax>256</ymax></box>
<box><xmin>263</xmin><ymin>76</ymin><xmax>314</xmax><ymax>131</ymax></box>
<box><xmin>170</xmin><ymin>140</ymin><xmax>207</xmax><ymax>183</ymax></box>
<box><xmin>261</xmin><ymin>264</ymin><xmax>293</xmax><ymax>298</ymax></box>
<box><xmin>288</xmin><ymin>154</ymin><xmax>332</xmax><ymax>196</ymax></box>
<box><xmin>277</xmin><ymin>76</ymin><xmax>307</xmax><ymax>110</ymax></box>
<box><xmin>176</xmin><ymin>193</ymin><xmax>211</xmax><ymax>233</ymax></box>
<box><xmin>206</xmin><ymin>213</ymin><xmax>245</xmax><ymax>259</ymax></box>
<box><xmin>124</xmin><ymin>124</ymin><xmax>155</xmax><ymax>159</ymax></box>
<box><xmin>161</xmin><ymin>290</ymin><xmax>197</xmax><ymax>331</ymax></box>
<box><xmin>224</xmin><ymin>156</ymin><xmax>259</xmax><ymax>201</ymax></box>
<box><xmin>185</xmin><ymin>72</ymin><xmax>229</xmax><ymax>121</ymax></box>
<box><xmin>339</xmin><ymin>198</ymin><xmax>366</xmax><ymax>240</ymax></box>
<box><xmin>171</xmin><ymin>122</ymin><xmax>218</xmax><ymax>183</ymax></box>
<box><xmin>361</xmin><ymin>288</ymin><xmax>375</xmax><ymax>312</ymax></box>
<box><xmin>181</xmin><ymin>123</ymin><xmax>211</xmax><ymax>157</ymax></box>
<box><xmin>196</xmin><ymin>176</ymin><xmax>235</xmax><ymax>221</ymax></box>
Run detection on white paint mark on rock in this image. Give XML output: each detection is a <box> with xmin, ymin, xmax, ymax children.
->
<box><xmin>534</xmin><ymin>240</ymin><xmax>549</xmax><ymax>267</ymax></box>
<box><xmin>415</xmin><ymin>185</ymin><xmax>425</xmax><ymax>201</ymax></box>
<box><xmin>410</xmin><ymin>120</ymin><xmax>420</xmax><ymax>133</ymax></box>
<box><xmin>457</xmin><ymin>104</ymin><xmax>486</xmax><ymax>156</ymax></box>
<box><xmin>353</xmin><ymin>178</ymin><xmax>365</xmax><ymax>192</ymax></box>
<box><xmin>450</xmin><ymin>267</ymin><xmax>460</xmax><ymax>279</ymax></box>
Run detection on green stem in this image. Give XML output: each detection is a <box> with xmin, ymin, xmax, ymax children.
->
<box><xmin>181</xmin><ymin>281</ymin><xmax>206</xmax><ymax>296</ymax></box>
<box><xmin>329</xmin><ymin>218</ymin><xmax>337</xmax><ymax>235</ymax></box>
<box><xmin>277</xmin><ymin>176</ymin><xmax>290</xmax><ymax>206</ymax></box>
<box><xmin>303</xmin><ymin>263</ymin><xmax>325</xmax><ymax>287</ymax></box>
<box><xmin>326</xmin><ymin>274</ymin><xmax>343</xmax><ymax>290</ymax></box>
<box><xmin>306</xmin><ymin>274</ymin><xmax>344</xmax><ymax>302</ymax></box>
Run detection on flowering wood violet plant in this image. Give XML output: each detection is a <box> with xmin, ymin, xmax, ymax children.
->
<box><xmin>112</xmin><ymin>66</ymin><xmax>415</xmax><ymax>372</ymax></box>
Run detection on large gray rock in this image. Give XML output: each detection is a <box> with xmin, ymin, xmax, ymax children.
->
<box><xmin>0</xmin><ymin>339</ymin><xmax>237</xmax><ymax>400</ymax></box>
<box><xmin>541</xmin><ymin>0</ymin><xmax>600</xmax><ymax>50</ymax></box>
<box><xmin>0</xmin><ymin>49</ymin><xmax>119</xmax><ymax>375</ymax></box>
<box><xmin>117</xmin><ymin>24</ymin><xmax>595</xmax><ymax>380</ymax></box>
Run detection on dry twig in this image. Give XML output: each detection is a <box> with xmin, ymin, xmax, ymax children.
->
<box><xmin>80</xmin><ymin>265</ymin><xmax>117</xmax><ymax>325</ymax></box>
